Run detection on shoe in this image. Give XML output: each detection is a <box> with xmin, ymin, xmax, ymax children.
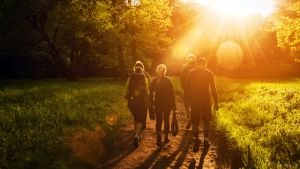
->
<box><xmin>185</xmin><ymin>121</ymin><xmax>192</xmax><ymax>129</ymax></box>
<box><xmin>193</xmin><ymin>138</ymin><xmax>201</xmax><ymax>152</ymax></box>
<box><xmin>157</xmin><ymin>134</ymin><xmax>162</xmax><ymax>147</ymax></box>
<box><xmin>133</xmin><ymin>136</ymin><xmax>139</xmax><ymax>148</ymax></box>
<box><xmin>164</xmin><ymin>135</ymin><xmax>169</xmax><ymax>143</ymax></box>
<box><xmin>204</xmin><ymin>139</ymin><xmax>210</xmax><ymax>148</ymax></box>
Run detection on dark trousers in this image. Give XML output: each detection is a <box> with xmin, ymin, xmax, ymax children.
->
<box><xmin>128</xmin><ymin>98</ymin><xmax>147</xmax><ymax>123</ymax></box>
<box><xmin>155</xmin><ymin>106</ymin><xmax>171</xmax><ymax>135</ymax></box>
<box><xmin>191</xmin><ymin>104</ymin><xmax>211</xmax><ymax>139</ymax></box>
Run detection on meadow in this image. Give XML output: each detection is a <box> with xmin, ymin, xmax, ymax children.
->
<box><xmin>1</xmin><ymin>77</ymin><xmax>300</xmax><ymax>168</ymax></box>
<box><xmin>0</xmin><ymin>78</ymin><xmax>131</xmax><ymax>169</ymax></box>
<box><xmin>214</xmin><ymin>77</ymin><xmax>300</xmax><ymax>168</ymax></box>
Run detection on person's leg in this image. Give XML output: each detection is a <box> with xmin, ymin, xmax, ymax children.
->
<box><xmin>142</xmin><ymin>109</ymin><xmax>148</xmax><ymax>130</ymax></box>
<box><xmin>133</xmin><ymin>122</ymin><xmax>143</xmax><ymax>148</ymax></box>
<box><xmin>136</xmin><ymin>107</ymin><xmax>147</xmax><ymax>137</ymax></box>
<box><xmin>134</xmin><ymin>121</ymin><xmax>137</xmax><ymax>132</ymax></box>
<box><xmin>163</xmin><ymin>108</ymin><xmax>171</xmax><ymax>143</ymax></box>
<box><xmin>191</xmin><ymin>105</ymin><xmax>201</xmax><ymax>152</ymax></box>
<box><xmin>135</xmin><ymin>122</ymin><xmax>143</xmax><ymax>137</ymax></box>
<box><xmin>185</xmin><ymin>104</ymin><xmax>192</xmax><ymax>129</ymax></box>
<box><xmin>155</xmin><ymin>106</ymin><xmax>163</xmax><ymax>146</ymax></box>
<box><xmin>184</xmin><ymin>90</ymin><xmax>192</xmax><ymax>129</ymax></box>
<box><xmin>203</xmin><ymin>119</ymin><xmax>210</xmax><ymax>147</ymax></box>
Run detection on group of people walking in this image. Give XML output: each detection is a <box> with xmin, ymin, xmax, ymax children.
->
<box><xmin>125</xmin><ymin>54</ymin><xmax>218</xmax><ymax>152</ymax></box>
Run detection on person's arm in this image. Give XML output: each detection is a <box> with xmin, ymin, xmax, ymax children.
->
<box><xmin>185</xmin><ymin>70</ymin><xmax>192</xmax><ymax>104</ymax></box>
<box><xmin>210</xmin><ymin>72</ymin><xmax>219</xmax><ymax>110</ymax></box>
<box><xmin>169</xmin><ymin>78</ymin><xmax>176</xmax><ymax>111</ymax></box>
<box><xmin>179</xmin><ymin>65</ymin><xmax>186</xmax><ymax>89</ymax></box>
<box><xmin>145</xmin><ymin>71</ymin><xmax>151</xmax><ymax>84</ymax></box>
<box><xmin>149</xmin><ymin>78</ymin><xmax>155</xmax><ymax>104</ymax></box>
<box><xmin>125</xmin><ymin>77</ymin><xmax>131</xmax><ymax>100</ymax></box>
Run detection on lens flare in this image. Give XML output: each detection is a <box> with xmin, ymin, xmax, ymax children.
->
<box><xmin>216</xmin><ymin>41</ymin><xmax>244</xmax><ymax>70</ymax></box>
<box><xmin>105</xmin><ymin>113</ymin><xmax>118</xmax><ymax>126</ymax></box>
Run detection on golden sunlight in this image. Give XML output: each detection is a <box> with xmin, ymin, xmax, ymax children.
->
<box><xmin>184</xmin><ymin>0</ymin><xmax>275</xmax><ymax>17</ymax></box>
<box><xmin>216</xmin><ymin>41</ymin><xmax>244</xmax><ymax>70</ymax></box>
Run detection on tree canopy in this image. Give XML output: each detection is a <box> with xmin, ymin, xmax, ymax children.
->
<box><xmin>270</xmin><ymin>1</ymin><xmax>300</xmax><ymax>60</ymax></box>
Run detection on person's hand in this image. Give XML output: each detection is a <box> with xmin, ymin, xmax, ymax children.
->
<box><xmin>214</xmin><ymin>104</ymin><xmax>219</xmax><ymax>111</ymax></box>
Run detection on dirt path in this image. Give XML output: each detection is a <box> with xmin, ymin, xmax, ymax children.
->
<box><xmin>100</xmin><ymin>96</ymin><xmax>226</xmax><ymax>169</ymax></box>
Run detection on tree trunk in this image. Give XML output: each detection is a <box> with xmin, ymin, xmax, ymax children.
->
<box><xmin>43</xmin><ymin>32</ymin><xmax>66</xmax><ymax>78</ymax></box>
<box><xmin>118</xmin><ymin>43</ymin><xmax>126</xmax><ymax>77</ymax></box>
<box><xmin>131</xmin><ymin>36</ymin><xmax>137</xmax><ymax>64</ymax></box>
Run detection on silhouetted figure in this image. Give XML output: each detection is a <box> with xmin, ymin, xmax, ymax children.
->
<box><xmin>186</xmin><ymin>57</ymin><xmax>219</xmax><ymax>152</ymax></box>
<box><xmin>180</xmin><ymin>54</ymin><xmax>198</xmax><ymax>129</ymax></box>
<box><xmin>134</xmin><ymin>61</ymin><xmax>152</xmax><ymax>130</ymax></box>
<box><xmin>150</xmin><ymin>64</ymin><xmax>176</xmax><ymax>146</ymax></box>
<box><xmin>125</xmin><ymin>63</ymin><xmax>149</xmax><ymax>148</ymax></box>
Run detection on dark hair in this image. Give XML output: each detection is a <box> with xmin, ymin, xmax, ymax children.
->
<box><xmin>197</xmin><ymin>57</ymin><xmax>207</xmax><ymax>66</ymax></box>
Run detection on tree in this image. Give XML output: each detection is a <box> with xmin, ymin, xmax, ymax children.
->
<box><xmin>270</xmin><ymin>1</ymin><xmax>300</xmax><ymax>60</ymax></box>
<box><xmin>0</xmin><ymin>0</ymin><xmax>115</xmax><ymax>79</ymax></box>
<box><xmin>120</xmin><ymin>0</ymin><xmax>172</xmax><ymax>69</ymax></box>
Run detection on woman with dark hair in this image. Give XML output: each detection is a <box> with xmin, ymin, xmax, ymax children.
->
<box><xmin>150</xmin><ymin>64</ymin><xmax>176</xmax><ymax>146</ymax></box>
<box><xmin>125</xmin><ymin>62</ymin><xmax>149</xmax><ymax>147</ymax></box>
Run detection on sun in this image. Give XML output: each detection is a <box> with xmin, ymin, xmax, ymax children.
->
<box><xmin>184</xmin><ymin>0</ymin><xmax>275</xmax><ymax>18</ymax></box>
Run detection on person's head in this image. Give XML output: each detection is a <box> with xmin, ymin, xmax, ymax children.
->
<box><xmin>186</xmin><ymin>54</ymin><xmax>196</xmax><ymax>64</ymax></box>
<box><xmin>134</xmin><ymin>61</ymin><xmax>144</xmax><ymax>73</ymax></box>
<box><xmin>197</xmin><ymin>57</ymin><xmax>207</xmax><ymax>68</ymax></box>
<box><xmin>156</xmin><ymin>64</ymin><xmax>167</xmax><ymax>77</ymax></box>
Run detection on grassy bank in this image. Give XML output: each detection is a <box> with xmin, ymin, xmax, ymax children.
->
<box><xmin>0</xmin><ymin>78</ymin><xmax>131</xmax><ymax>169</ymax></box>
<box><xmin>215</xmin><ymin>77</ymin><xmax>300</xmax><ymax>168</ymax></box>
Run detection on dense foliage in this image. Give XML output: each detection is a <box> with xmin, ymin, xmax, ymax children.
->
<box><xmin>0</xmin><ymin>0</ymin><xmax>172</xmax><ymax>78</ymax></box>
<box><xmin>270</xmin><ymin>1</ymin><xmax>300</xmax><ymax>59</ymax></box>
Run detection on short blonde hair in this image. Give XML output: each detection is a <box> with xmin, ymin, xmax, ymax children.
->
<box><xmin>156</xmin><ymin>64</ymin><xmax>167</xmax><ymax>75</ymax></box>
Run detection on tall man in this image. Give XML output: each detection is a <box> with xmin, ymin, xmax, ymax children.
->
<box><xmin>180</xmin><ymin>54</ymin><xmax>198</xmax><ymax>129</ymax></box>
<box><xmin>185</xmin><ymin>57</ymin><xmax>219</xmax><ymax>152</ymax></box>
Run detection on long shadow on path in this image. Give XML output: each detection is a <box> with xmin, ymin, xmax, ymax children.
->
<box><xmin>142</xmin><ymin>130</ymin><xmax>193</xmax><ymax>169</ymax></box>
<box><xmin>99</xmin><ymin>130</ymin><xmax>136</xmax><ymax>169</ymax></box>
<box><xmin>197</xmin><ymin>144</ymin><xmax>210</xmax><ymax>169</ymax></box>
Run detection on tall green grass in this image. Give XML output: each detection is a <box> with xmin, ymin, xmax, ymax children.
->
<box><xmin>0</xmin><ymin>78</ymin><xmax>131</xmax><ymax>169</ymax></box>
<box><xmin>215</xmin><ymin>77</ymin><xmax>300</xmax><ymax>168</ymax></box>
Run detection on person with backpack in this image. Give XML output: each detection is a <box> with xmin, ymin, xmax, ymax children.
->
<box><xmin>185</xmin><ymin>57</ymin><xmax>219</xmax><ymax>152</ymax></box>
<box><xmin>125</xmin><ymin>62</ymin><xmax>149</xmax><ymax>148</ymax></box>
<box><xmin>180</xmin><ymin>54</ymin><xmax>198</xmax><ymax>129</ymax></box>
<box><xmin>133</xmin><ymin>61</ymin><xmax>152</xmax><ymax>130</ymax></box>
<box><xmin>150</xmin><ymin>64</ymin><xmax>176</xmax><ymax>146</ymax></box>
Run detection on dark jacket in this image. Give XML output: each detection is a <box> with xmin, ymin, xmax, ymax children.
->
<box><xmin>185</xmin><ymin>68</ymin><xmax>218</xmax><ymax>106</ymax></box>
<box><xmin>180</xmin><ymin>62</ymin><xmax>197</xmax><ymax>90</ymax></box>
<box><xmin>150</xmin><ymin>76</ymin><xmax>176</xmax><ymax>110</ymax></box>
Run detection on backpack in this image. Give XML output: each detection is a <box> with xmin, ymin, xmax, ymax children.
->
<box><xmin>128</xmin><ymin>72</ymin><xmax>146</xmax><ymax>99</ymax></box>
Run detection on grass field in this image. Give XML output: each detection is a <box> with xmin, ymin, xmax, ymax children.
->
<box><xmin>214</xmin><ymin>77</ymin><xmax>300</xmax><ymax>168</ymax></box>
<box><xmin>0</xmin><ymin>78</ymin><xmax>131</xmax><ymax>169</ymax></box>
<box><xmin>1</xmin><ymin>77</ymin><xmax>300</xmax><ymax>168</ymax></box>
